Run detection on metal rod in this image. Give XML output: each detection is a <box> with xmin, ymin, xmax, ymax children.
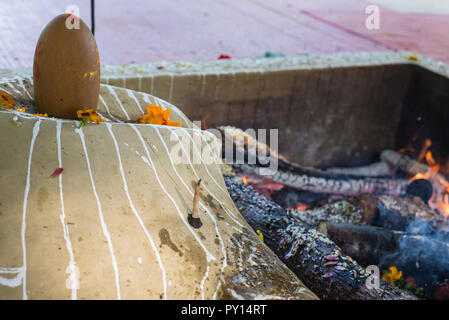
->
<box><xmin>91</xmin><ymin>0</ymin><xmax>95</xmax><ymax>35</ymax></box>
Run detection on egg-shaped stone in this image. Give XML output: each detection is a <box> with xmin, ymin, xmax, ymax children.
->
<box><xmin>33</xmin><ymin>14</ymin><xmax>100</xmax><ymax>119</ymax></box>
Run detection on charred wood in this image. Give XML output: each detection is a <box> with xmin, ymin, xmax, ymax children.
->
<box><xmin>349</xmin><ymin>194</ymin><xmax>445</xmax><ymax>232</ymax></box>
<box><xmin>233</xmin><ymin>163</ymin><xmax>408</xmax><ymax>197</ymax></box>
<box><xmin>326</xmin><ymin>161</ymin><xmax>392</xmax><ymax>177</ymax></box>
<box><xmin>220</xmin><ymin>126</ymin><xmax>408</xmax><ymax>197</ymax></box>
<box><xmin>224</xmin><ymin>176</ymin><xmax>417</xmax><ymax>300</ymax></box>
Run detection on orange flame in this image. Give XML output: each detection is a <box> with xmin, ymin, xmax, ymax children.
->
<box><xmin>409</xmin><ymin>144</ymin><xmax>449</xmax><ymax>216</ymax></box>
<box><xmin>425</xmin><ymin>151</ymin><xmax>440</xmax><ymax>173</ymax></box>
<box><xmin>295</xmin><ymin>202</ymin><xmax>309</xmax><ymax>211</ymax></box>
<box><xmin>242</xmin><ymin>177</ymin><xmax>248</xmax><ymax>185</ymax></box>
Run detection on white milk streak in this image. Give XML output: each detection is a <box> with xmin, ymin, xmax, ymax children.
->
<box><xmin>107</xmin><ymin>86</ymin><xmax>130</xmax><ymax>120</ymax></box>
<box><xmin>194</xmin><ymin>135</ymin><xmax>228</xmax><ymax>195</ymax></box>
<box><xmin>129</xmin><ymin>124</ymin><xmax>215</xmax><ymax>263</ymax></box>
<box><xmin>24</xmin><ymin>76</ymin><xmax>34</xmax><ymax>97</ymax></box>
<box><xmin>0</xmin><ymin>267</ymin><xmax>22</xmax><ymax>273</ymax></box>
<box><xmin>127</xmin><ymin>90</ymin><xmax>144</xmax><ymax>114</ymax></box>
<box><xmin>6</xmin><ymin>81</ymin><xmax>22</xmax><ymax>96</ymax></box>
<box><xmin>99</xmin><ymin>94</ymin><xmax>122</xmax><ymax>123</ymax></box>
<box><xmin>0</xmin><ymin>267</ymin><xmax>25</xmax><ymax>287</ymax></box>
<box><xmin>213</xmin><ymin>281</ymin><xmax>222</xmax><ymax>300</ymax></box>
<box><xmin>20</xmin><ymin>120</ymin><xmax>41</xmax><ymax>299</ymax></box>
<box><xmin>106</xmin><ymin>123</ymin><xmax>167</xmax><ymax>299</ymax></box>
<box><xmin>20</xmin><ymin>79</ymin><xmax>32</xmax><ymax>99</ymax></box>
<box><xmin>0</xmin><ymin>85</ymin><xmax>12</xmax><ymax>95</ymax></box>
<box><xmin>194</xmin><ymin>132</ymin><xmax>236</xmax><ymax>207</ymax></box>
<box><xmin>56</xmin><ymin>121</ymin><xmax>78</xmax><ymax>300</ymax></box>
<box><xmin>225</xmin><ymin>221</ymin><xmax>243</xmax><ymax>233</ymax></box>
<box><xmin>15</xmin><ymin>79</ymin><xmax>33</xmax><ymax>100</ymax></box>
<box><xmin>168</xmin><ymin>130</ymin><xmax>228</xmax><ymax>299</ymax></box>
<box><xmin>188</xmin><ymin>132</ymin><xmax>243</xmax><ymax>225</ymax></box>
<box><xmin>77</xmin><ymin>128</ymin><xmax>121</xmax><ymax>300</ymax></box>
<box><xmin>156</xmin><ymin>128</ymin><xmax>227</xmax><ymax>299</ymax></box>
<box><xmin>184</xmin><ymin>131</ymin><xmax>244</xmax><ymax>226</ymax></box>
<box><xmin>199</xmin><ymin>264</ymin><xmax>210</xmax><ymax>300</ymax></box>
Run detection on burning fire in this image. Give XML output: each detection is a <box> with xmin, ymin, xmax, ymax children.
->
<box><xmin>409</xmin><ymin>143</ymin><xmax>449</xmax><ymax>217</ymax></box>
<box><xmin>241</xmin><ymin>176</ymin><xmax>249</xmax><ymax>185</ymax></box>
<box><xmin>295</xmin><ymin>202</ymin><xmax>309</xmax><ymax>211</ymax></box>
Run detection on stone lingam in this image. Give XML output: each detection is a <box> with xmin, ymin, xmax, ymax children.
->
<box><xmin>0</xmin><ymin>74</ymin><xmax>317</xmax><ymax>300</ymax></box>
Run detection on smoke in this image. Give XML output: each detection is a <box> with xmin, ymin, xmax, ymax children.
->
<box><xmin>381</xmin><ymin>219</ymin><xmax>449</xmax><ymax>296</ymax></box>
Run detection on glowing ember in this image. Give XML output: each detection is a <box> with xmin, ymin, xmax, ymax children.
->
<box><xmin>295</xmin><ymin>202</ymin><xmax>309</xmax><ymax>211</ymax></box>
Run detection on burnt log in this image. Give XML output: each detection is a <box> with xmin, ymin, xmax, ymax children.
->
<box><xmin>219</xmin><ymin>127</ymin><xmax>408</xmax><ymax>197</ymax></box>
<box><xmin>323</xmin><ymin>222</ymin><xmax>449</xmax><ymax>296</ymax></box>
<box><xmin>219</xmin><ymin>126</ymin><xmax>408</xmax><ymax>197</ymax></box>
<box><xmin>349</xmin><ymin>194</ymin><xmax>445</xmax><ymax>232</ymax></box>
<box><xmin>224</xmin><ymin>176</ymin><xmax>417</xmax><ymax>300</ymax></box>
<box><xmin>233</xmin><ymin>163</ymin><xmax>408</xmax><ymax>197</ymax></box>
<box><xmin>326</xmin><ymin>161</ymin><xmax>392</xmax><ymax>177</ymax></box>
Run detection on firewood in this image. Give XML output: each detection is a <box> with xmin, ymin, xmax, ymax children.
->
<box><xmin>233</xmin><ymin>162</ymin><xmax>408</xmax><ymax>197</ymax></box>
<box><xmin>224</xmin><ymin>176</ymin><xmax>417</xmax><ymax>300</ymax></box>
<box><xmin>326</xmin><ymin>161</ymin><xmax>392</xmax><ymax>177</ymax></box>
<box><xmin>219</xmin><ymin>126</ymin><xmax>408</xmax><ymax>197</ymax></box>
<box><xmin>349</xmin><ymin>194</ymin><xmax>445</xmax><ymax>232</ymax></box>
<box><xmin>381</xmin><ymin>150</ymin><xmax>446</xmax><ymax>181</ymax></box>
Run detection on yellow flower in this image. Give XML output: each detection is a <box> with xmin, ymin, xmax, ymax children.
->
<box><xmin>381</xmin><ymin>266</ymin><xmax>403</xmax><ymax>286</ymax></box>
<box><xmin>407</xmin><ymin>54</ymin><xmax>419</xmax><ymax>61</ymax></box>
<box><xmin>32</xmin><ymin>113</ymin><xmax>48</xmax><ymax>117</ymax></box>
<box><xmin>0</xmin><ymin>91</ymin><xmax>15</xmax><ymax>109</ymax></box>
<box><xmin>76</xmin><ymin>109</ymin><xmax>106</xmax><ymax>124</ymax></box>
<box><xmin>139</xmin><ymin>104</ymin><xmax>181</xmax><ymax>127</ymax></box>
